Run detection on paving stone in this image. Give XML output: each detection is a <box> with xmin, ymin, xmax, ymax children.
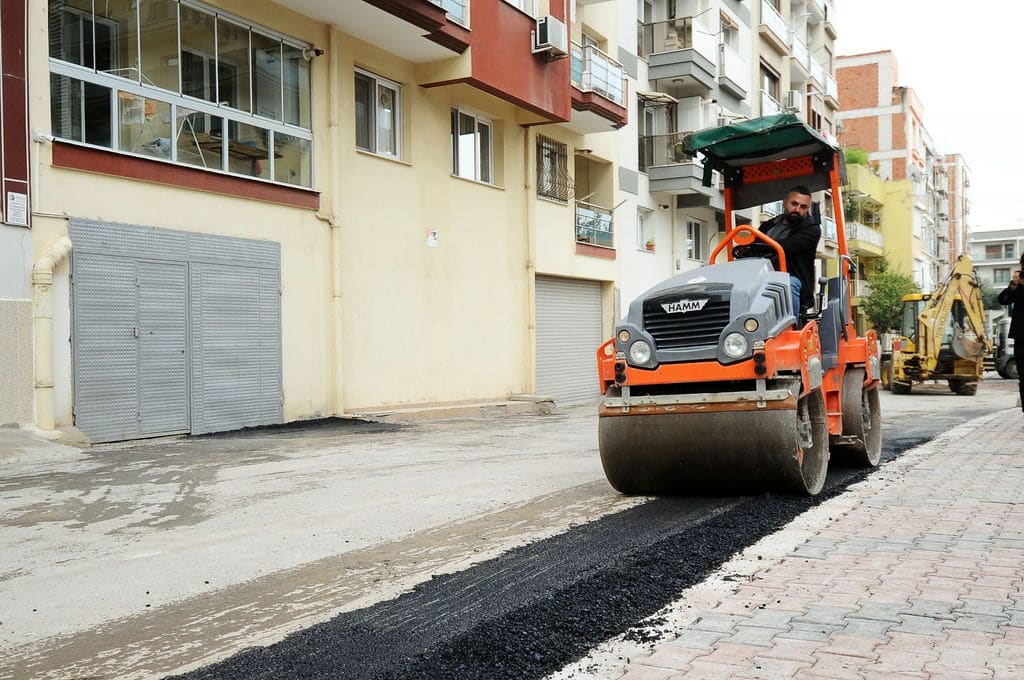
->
<box><xmin>853</xmin><ymin>602</ymin><xmax>907</xmax><ymax>622</ymax></box>
<box><xmin>701</xmin><ymin>641</ymin><xmax>762</xmax><ymax>667</ymax></box>
<box><xmin>746</xmin><ymin>610</ymin><xmax>798</xmax><ymax>630</ymax></box>
<box><xmin>893</xmin><ymin>614</ymin><xmax>951</xmax><ymax>637</ymax></box>
<box><xmin>793</xmin><ymin>604</ymin><xmax>858</xmax><ymax>626</ymax></box>
<box><xmin>682</xmin><ymin>659</ymin><xmax>749</xmax><ymax>679</ymax></box>
<box><xmin>727</xmin><ymin>625</ymin><xmax>786</xmax><ymax>648</ymax></box>
<box><xmin>691</xmin><ymin>612</ymin><xmax>751</xmax><ymax>633</ymax></box>
<box><xmin>839</xmin><ymin>616</ymin><xmax>895</xmax><ymax>639</ymax></box>
<box><xmin>904</xmin><ymin>599</ymin><xmax>958</xmax><ymax>620</ymax></box>
<box><xmin>776</xmin><ymin>622</ymin><xmax>843</xmax><ymax>642</ymax></box>
<box><xmin>673</xmin><ymin>628</ymin><xmax>729</xmax><ymax>650</ymax></box>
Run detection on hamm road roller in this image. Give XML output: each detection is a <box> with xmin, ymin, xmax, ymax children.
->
<box><xmin>596</xmin><ymin>114</ymin><xmax>881</xmax><ymax>496</ymax></box>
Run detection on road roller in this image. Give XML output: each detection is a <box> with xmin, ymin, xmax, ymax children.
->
<box><xmin>596</xmin><ymin>114</ymin><xmax>882</xmax><ymax>496</ymax></box>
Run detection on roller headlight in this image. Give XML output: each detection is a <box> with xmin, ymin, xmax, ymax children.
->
<box><xmin>722</xmin><ymin>332</ymin><xmax>749</xmax><ymax>359</ymax></box>
<box><xmin>629</xmin><ymin>340</ymin><xmax>652</xmax><ymax>364</ymax></box>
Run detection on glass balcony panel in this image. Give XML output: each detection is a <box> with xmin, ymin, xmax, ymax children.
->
<box><xmin>431</xmin><ymin>0</ymin><xmax>467</xmax><ymax>24</ymax></box>
<box><xmin>576</xmin><ymin>202</ymin><xmax>614</xmax><ymax>248</ymax></box>
<box><xmin>760</xmin><ymin>90</ymin><xmax>782</xmax><ymax>116</ymax></box>
<box><xmin>574</xmin><ymin>44</ymin><xmax>624</xmax><ymax>106</ymax></box>
<box><xmin>759</xmin><ymin>0</ymin><xmax>788</xmax><ymax>46</ymax></box>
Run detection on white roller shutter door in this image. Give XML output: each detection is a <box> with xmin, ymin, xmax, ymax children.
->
<box><xmin>535</xmin><ymin>276</ymin><xmax>604</xmax><ymax>404</ymax></box>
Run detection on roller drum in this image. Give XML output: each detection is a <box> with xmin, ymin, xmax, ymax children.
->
<box><xmin>598</xmin><ymin>391</ymin><xmax>829</xmax><ymax>496</ymax></box>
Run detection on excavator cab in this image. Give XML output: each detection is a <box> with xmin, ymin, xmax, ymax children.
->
<box><xmin>596</xmin><ymin>114</ymin><xmax>882</xmax><ymax>496</ymax></box>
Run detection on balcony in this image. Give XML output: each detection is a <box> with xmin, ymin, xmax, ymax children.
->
<box><xmin>789</xmin><ymin>36</ymin><xmax>810</xmax><ymax>85</ymax></box>
<box><xmin>822</xmin><ymin>215</ymin><xmax>837</xmax><ymax>242</ymax></box>
<box><xmin>641</xmin><ymin>132</ymin><xmax>722</xmax><ymax>207</ymax></box>
<box><xmin>805</xmin><ymin>0</ymin><xmax>826</xmax><ymax>24</ymax></box>
<box><xmin>761</xmin><ymin>90</ymin><xmax>783</xmax><ymax>116</ymax></box>
<box><xmin>287</xmin><ymin>0</ymin><xmax>470</xmax><ymax>63</ymax></box>
<box><xmin>759</xmin><ymin>0</ymin><xmax>789</xmax><ymax>54</ymax></box>
<box><xmin>809</xmin><ymin>56</ymin><xmax>826</xmax><ymax>87</ymax></box>
<box><xmin>851</xmin><ymin>278</ymin><xmax>871</xmax><ymax>299</ymax></box>
<box><xmin>823</xmin><ymin>0</ymin><xmax>838</xmax><ymax>38</ymax></box>
<box><xmin>576</xmin><ymin>201</ymin><xmax>614</xmax><ymax>248</ymax></box>
<box><xmin>718</xmin><ymin>44</ymin><xmax>748</xmax><ymax>98</ymax></box>
<box><xmin>847</xmin><ymin>221</ymin><xmax>885</xmax><ymax>256</ymax></box>
<box><xmin>568</xmin><ymin>43</ymin><xmax>628</xmax><ymax>133</ymax></box>
<box><xmin>823</xmin><ymin>72</ymin><xmax>839</xmax><ymax>107</ymax></box>
<box><xmin>640</xmin><ymin>17</ymin><xmax>717</xmax><ymax>93</ymax></box>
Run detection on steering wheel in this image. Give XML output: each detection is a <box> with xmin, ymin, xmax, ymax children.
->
<box><xmin>732</xmin><ymin>242</ymin><xmax>775</xmax><ymax>259</ymax></box>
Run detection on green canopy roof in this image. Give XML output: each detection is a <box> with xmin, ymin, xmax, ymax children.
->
<box><xmin>682</xmin><ymin>114</ymin><xmax>845</xmax><ymax>210</ymax></box>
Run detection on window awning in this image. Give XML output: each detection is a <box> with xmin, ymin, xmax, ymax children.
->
<box><xmin>637</xmin><ymin>90</ymin><xmax>677</xmax><ymax>105</ymax></box>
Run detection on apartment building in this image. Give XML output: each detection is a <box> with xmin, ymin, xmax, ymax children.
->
<box><xmin>835</xmin><ymin>50</ymin><xmax>965</xmax><ymax>292</ymax></box>
<box><xmin>618</xmin><ymin>0</ymin><xmax>840</xmax><ymax>311</ymax></box>
<box><xmin>970</xmin><ymin>229</ymin><xmax>1024</xmax><ymax>287</ymax></box>
<box><xmin>0</xmin><ymin>0</ymin><xmax>628</xmax><ymax>440</ymax></box>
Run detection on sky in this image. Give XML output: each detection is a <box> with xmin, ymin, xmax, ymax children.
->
<box><xmin>834</xmin><ymin>1</ymin><xmax>1021</xmax><ymax>231</ymax></box>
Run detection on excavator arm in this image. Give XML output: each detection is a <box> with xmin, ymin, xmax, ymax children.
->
<box><xmin>916</xmin><ymin>255</ymin><xmax>989</xmax><ymax>372</ymax></box>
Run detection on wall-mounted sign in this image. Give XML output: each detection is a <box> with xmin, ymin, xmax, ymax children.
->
<box><xmin>6</xmin><ymin>191</ymin><xmax>28</xmax><ymax>226</ymax></box>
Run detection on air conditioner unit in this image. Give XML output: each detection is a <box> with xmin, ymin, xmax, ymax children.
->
<box><xmin>532</xmin><ymin>16</ymin><xmax>568</xmax><ymax>57</ymax></box>
<box><xmin>783</xmin><ymin>90</ymin><xmax>803</xmax><ymax>113</ymax></box>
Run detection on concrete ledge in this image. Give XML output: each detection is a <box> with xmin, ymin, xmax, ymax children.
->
<box><xmin>347</xmin><ymin>396</ymin><xmax>556</xmax><ymax>422</ymax></box>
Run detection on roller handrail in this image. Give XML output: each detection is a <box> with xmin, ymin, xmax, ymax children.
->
<box><xmin>709</xmin><ymin>225</ymin><xmax>788</xmax><ymax>272</ymax></box>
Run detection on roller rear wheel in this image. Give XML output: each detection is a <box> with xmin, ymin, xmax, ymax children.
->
<box><xmin>833</xmin><ymin>367</ymin><xmax>882</xmax><ymax>467</ymax></box>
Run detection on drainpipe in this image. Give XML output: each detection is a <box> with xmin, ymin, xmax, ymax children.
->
<box><xmin>32</xmin><ymin>234</ymin><xmax>73</xmax><ymax>431</ymax></box>
<box><xmin>327</xmin><ymin>26</ymin><xmax>345</xmax><ymax>415</ymax></box>
<box><xmin>523</xmin><ymin>128</ymin><xmax>537</xmax><ymax>395</ymax></box>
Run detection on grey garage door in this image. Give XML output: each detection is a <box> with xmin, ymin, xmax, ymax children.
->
<box><xmin>535</xmin><ymin>275</ymin><xmax>604</xmax><ymax>404</ymax></box>
<box><xmin>71</xmin><ymin>219</ymin><xmax>282</xmax><ymax>442</ymax></box>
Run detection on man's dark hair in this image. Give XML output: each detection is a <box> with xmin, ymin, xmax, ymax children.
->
<box><xmin>788</xmin><ymin>185</ymin><xmax>812</xmax><ymax>197</ymax></box>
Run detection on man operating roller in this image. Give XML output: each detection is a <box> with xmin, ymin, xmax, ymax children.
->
<box><xmin>735</xmin><ymin>185</ymin><xmax>820</xmax><ymax>318</ymax></box>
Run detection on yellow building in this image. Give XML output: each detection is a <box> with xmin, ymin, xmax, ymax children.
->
<box><xmin>2</xmin><ymin>0</ymin><xmax>627</xmax><ymax>441</ymax></box>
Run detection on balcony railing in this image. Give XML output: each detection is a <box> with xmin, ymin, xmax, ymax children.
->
<box><xmin>760</xmin><ymin>0</ymin><xmax>788</xmax><ymax>47</ymax></box>
<box><xmin>824</xmin><ymin>72</ymin><xmax>838</xmax><ymax>100</ymax></box>
<box><xmin>719</xmin><ymin>43</ymin><xmax>747</xmax><ymax>87</ymax></box>
<box><xmin>761</xmin><ymin>90</ymin><xmax>783</xmax><ymax>116</ymax></box>
<box><xmin>638</xmin><ymin>16</ymin><xmax>716</xmax><ymax>60</ymax></box>
<box><xmin>790</xmin><ymin>36</ymin><xmax>810</xmax><ymax>72</ymax></box>
<box><xmin>571</xmin><ymin>43</ymin><xmax>625</xmax><ymax>106</ymax></box>
<box><xmin>638</xmin><ymin>131</ymin><xmax>695</xmax><ymax>171</ymax></box>
<box><xmin>576</xmin><ymin>201</ymin><xmax>614</xmax><ymax>248</ymax></box>
<box><xmin>822</xmin><ymin>215</ymin><xmax>837</xmax><ymax>242</ymax></box>
<box><xmin>810</xmin><ymin>57</ymin><xmax>825</xmax><ymax>85</ymax></box>
<box><xmin>847</xmin><ymin>221</ymin><xmax>884</xmax><ymax>249</ymax></box>
<box><xmin>430</xmin><ymin>0</ymin><xmax>466</xmax><ymax>24</ymax></box>
<box><xmin>852</xmin><ymin>279</ymin><xmax>871</xmax><ymax>298</ymax></box>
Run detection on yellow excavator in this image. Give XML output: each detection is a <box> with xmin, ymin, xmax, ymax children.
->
<box><xmin>888</xmin><ymin>255</ymin><xmax>990</xmax><ymax>395</ymax></box>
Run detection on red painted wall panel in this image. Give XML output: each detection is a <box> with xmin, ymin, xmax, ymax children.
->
<box><xmin>466</xmin><ymin>0</ymin><xmax>571</xmax><ymax>122</ymax></box>
<box><xmin>1</xmin><ymin>0</ymin><xmax>31</xmax><ymax>225</ymax></box>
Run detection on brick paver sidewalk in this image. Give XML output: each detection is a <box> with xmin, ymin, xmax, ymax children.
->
<box><xmin>613</xmin><ymin>411</ymin><xmax>1024</xmax><ymax>679</ymax></box>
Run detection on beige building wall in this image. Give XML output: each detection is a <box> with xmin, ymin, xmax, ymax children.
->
<box><xmin>28</xmin><ymin>1</ymin><xmax>336</xmax><ymax>427</ymax></box>
<box><xmin>0</xmin><ymin>300</ymin><xmax>33</xmax><ymax>425</ymax></box>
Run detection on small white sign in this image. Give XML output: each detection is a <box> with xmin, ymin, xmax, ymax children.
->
<box><xmin>6</xmin><ymin>191</ymin><xmax>27</xmax><ymax>226</ymax></box>
<box><xmin>426</xmin><ymin>228</ymin><xmax>439</xmax><ymax>248</ymax></box>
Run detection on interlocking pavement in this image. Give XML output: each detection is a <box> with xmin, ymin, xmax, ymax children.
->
<box><xmin>604</xmin><ymin>410</ymin><xmax>1024</xmax><ymax>679</ymax></box>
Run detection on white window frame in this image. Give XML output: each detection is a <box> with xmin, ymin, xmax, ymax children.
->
<box><xmin>638</xmin><ymin>208</ymin><xmax>654</xmax><ymax>251</ymax></box>
<box><xmin>687</xmin><ymin>220</ymin><xmax>704</xmax><ymax>261</ymax></box>
<box><xmin>355</xmin><ymin>68</ymin><xmax>402</xmax><ymax>158</ymax></box>
<box><xmin>451</xmin><ymin>107</ymin><xmax>493</xmax><ymax>184</ymax></box>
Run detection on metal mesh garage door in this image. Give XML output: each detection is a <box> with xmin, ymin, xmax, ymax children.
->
<box><xmin>535</xmin><ymin>276</ymin><xmax>604</xmax><ymax>404</ymax></box>
<box><xmin>70</xmin><ymin>219</ymin><xmax>281</xmax><ymax>442</ymax></box>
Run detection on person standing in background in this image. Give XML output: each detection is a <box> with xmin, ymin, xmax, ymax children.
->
<box><xmin>997</xmin><ymin>253</ymin><xmax>1024</xmax><ymax>412</ymax></box>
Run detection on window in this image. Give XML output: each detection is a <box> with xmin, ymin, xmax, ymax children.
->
<box><xmin>759</xmin><ymin>62</ymin><xmax>780</xmax><ymax>100</ymax></box>
<box><xmin>985</xmin><ymin>243</ymin><xmax>1015</xmax><ymax>260</ymax></box>
<box><xmin>536</xmin><ymin>136</ymin><xmax>569</xmax><ymax>202</ymax></box>
<box><xmin>995</xmin><ymin>268</ymin><xmax>1011</xmax><ymax>283</ymax></box>
<box><xmin>638</xmin><ymin>209</ymin><xmax>654</xmax><ymax>251</ymax></box>
<box><xmin>687</xmin><ymin>220</ymin><xmax>704</xmax><ymax>261</ymax></box>
<box><xmin>48</xmin><ymin>0</ymin><xmax>313</xmax><ymax>188</ymax></box>
<box><xmin>355</xmin><ymin>69</ymin><xmax>402</xmax><ymax>157</ymax></box>
<box><xmin>451</xmin><ymin>108</ymin><xmax>492</xmax><ymax>183</ymax></box>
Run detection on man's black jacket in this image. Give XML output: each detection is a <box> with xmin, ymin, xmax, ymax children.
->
<box><xmin>757</xmin><ymin>213</ymin><xmax>821</xmax><ymax>310</ymax></box>
<box><xmin>997</xmin><ymin>282</ymin><xmax>1024</xmax><ymax>340</ymax></box>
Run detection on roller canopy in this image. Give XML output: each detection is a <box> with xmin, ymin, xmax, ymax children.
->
<box><xmin>682</xmin><ymin>114</ymin><xmax>847</xmax><ymax>210</ymax></box>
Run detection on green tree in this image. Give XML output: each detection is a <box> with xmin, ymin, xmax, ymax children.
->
<box><xmin>862</xmin><ymin>259</ymin><xmax>919</xmax><ymax>332</ymax></box>
<box><xmin>844</xmin><ymin>147</ymin><xmax>870</xmax><ymax>166</ymax></box>
<box><xmin>981</xmin><ymin>279</ymin><xmax>1005</xmax><ymax>310</ymax></box>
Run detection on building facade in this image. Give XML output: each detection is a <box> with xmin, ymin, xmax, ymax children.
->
<box><xmin>617</xmin><ymin>0</ymin><xmax>840</xmax><ymax>313</ymax></box>
<box><xmin>2</xmin><ymin>0</ymin><xmax>629</xmax><ymax>440</ymax></box>
<box><xmin>835</xmin><ymin>50</ymin><xmax>968</xmax><ymax>293</ymax></box>
<box><xmin>970</xmin><ymin>228</ymin><xmax>1024</xmax><ymax>288</ymax></box>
